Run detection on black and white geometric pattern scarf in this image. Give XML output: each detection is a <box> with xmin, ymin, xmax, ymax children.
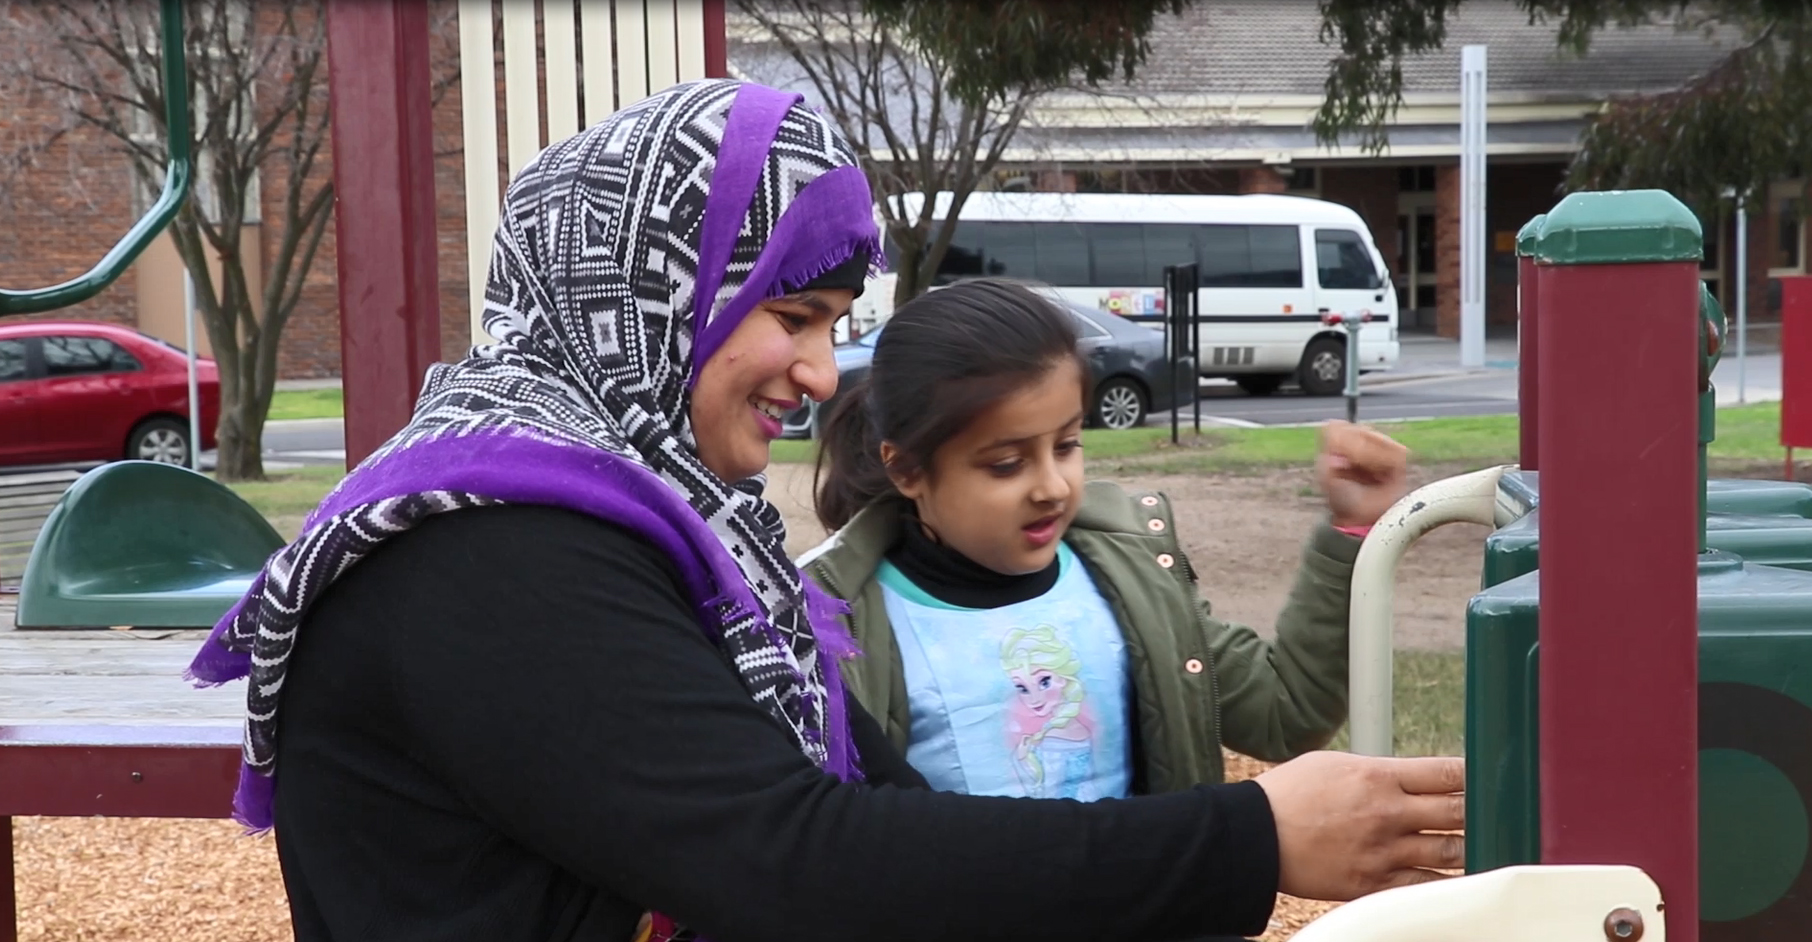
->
<box><xmin>188</xmin><ymin>78</ymin><xmax>884</xmax><ymax>832</ymax></box>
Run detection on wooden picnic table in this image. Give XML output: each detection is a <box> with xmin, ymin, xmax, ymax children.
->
<box><xmin>0</xmin><ymin>626</ymin><xmax>242</xmax><ymax>942</ymax></box>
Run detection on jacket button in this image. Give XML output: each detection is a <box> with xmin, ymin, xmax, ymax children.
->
<box><xmin>1147</xmin><ymin>518</ymin><xmax>1166</xmax><ymax>532</ymax></box>
<box><xmin>1185</xmin><ymin>658</ymin><xmax>1204</xmax><ymax>674</ymax></box>
<box><xmin>1140</xmin><ymin>495</ymin><xmax>1159</xmax><ymax>507</ymax></box>
<box><xmin>1156</xmin><ymin>553</ymin><xmax>1174</xmax><ymax>568</ymax></box>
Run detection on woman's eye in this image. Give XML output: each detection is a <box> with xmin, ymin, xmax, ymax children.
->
<box><xmin>777</xmin><ymin>312</ymin><xmax>811</xmax><ymax>333</ymax></box>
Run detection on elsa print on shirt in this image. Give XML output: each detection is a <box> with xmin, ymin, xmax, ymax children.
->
<box><xmin>1000</xmin><ymin>625</ymin><xmax>1099</xmax><ymax>800</ymax></box>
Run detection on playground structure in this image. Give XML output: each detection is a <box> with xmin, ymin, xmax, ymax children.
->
<box><xmin>7</xmin><ymin>2</ymin><xmax>1812</xmax><ymax>940</ymax></box>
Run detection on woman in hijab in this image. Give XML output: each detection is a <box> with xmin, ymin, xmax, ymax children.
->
<box><xmin>187</xmin><ymin>79</ymin><xmax>1463</xmax><ymax>942</ymax></box>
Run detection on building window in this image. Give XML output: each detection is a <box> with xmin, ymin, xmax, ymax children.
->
<box><xmin>1769</xmin><ymin>180</ymin><xmax>1805</xmax><ymax>274</ymax></box>
<box><xmin>1397</xmin><ymin>165</ymin><xmax>1437</xmax><ymax>193</ymax></box>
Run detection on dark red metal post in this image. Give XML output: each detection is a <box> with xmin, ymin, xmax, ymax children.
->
<box><xmin>325</xmin><ymin>0</ymin><xmax>442</xmax><ymax>469</ymax></box>
<box><xmin>1782</xmin><ymin>276</ymin><xmax>1812</xmax><ymax>480</ymax></box>
<box><xmin>1538</xmin><ymin>246</ymin><xmax>1700</xmax><ymax>937</ymax></box>
<box><xmin>702</xmin><ymin>0</ymin><xmax>729</xmax><ymax>78</ymax></box>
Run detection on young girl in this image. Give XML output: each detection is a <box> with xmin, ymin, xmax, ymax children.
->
<box><xmin>802</xmin><ymin>277</ymin><xmax>1410</xmax><ymax>799</ymax></box>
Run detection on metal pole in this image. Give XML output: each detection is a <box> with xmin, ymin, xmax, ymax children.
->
<box><xmin>1737</xmin><ymin>200</ymin><xmax>1748</xmax><ymax>403</ymax></box>
<box><xmin>1191</xmin><ymin>275</ymin><xmax>1201</xmax><ymax>433</ymax></box>
<box><xmin>1166</xmin><ymin>265</ymin><xmax>1180</xmax><ymax>445</ymax></box>
<box><xmin>183</xmin><ymin>269</ymin><xmax>201</xmax><ymax>471</ymax></box>
<box><xmin>1459</xmin><ymin>45</ymin><xmax>1488</xmax><ymax>369</ymax></box>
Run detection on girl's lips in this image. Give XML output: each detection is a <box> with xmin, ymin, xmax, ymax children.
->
<box><xmin>1023</xmin><ymin>515</ymin><xmax>1060</xmax><ymax>547</ymax></box>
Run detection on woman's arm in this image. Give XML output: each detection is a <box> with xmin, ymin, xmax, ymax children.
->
<box><xmin>380</xmin><ymin>505</ymin><xmax>1281</xmax><ymax>942</ymax></box>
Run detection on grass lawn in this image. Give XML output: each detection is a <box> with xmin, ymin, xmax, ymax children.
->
<box><xmin>773</xmin><ymin>402</ymin><xmax>1790</xmax><ymax>475</ymax></box>
<box><xmin>268</xmin><ymin>387</ymin><xmax>344</xmax><ymax>421</ymax></box>
<box><xmin>1326</xmin><ymin>650</ymin><xmax>1465</xmax><ymax>757</ymax></box>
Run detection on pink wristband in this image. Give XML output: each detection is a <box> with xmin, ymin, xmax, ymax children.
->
<box><xmin>1335</xmin><ymin>524</ymin><xmax>1373</xmax><ymax>539</ymax></box>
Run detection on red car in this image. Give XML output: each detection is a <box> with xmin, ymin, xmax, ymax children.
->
<box><xmin>0</xmin><ymin>320</ymin><xmax>219</xmax><ymax>468</ymax></box>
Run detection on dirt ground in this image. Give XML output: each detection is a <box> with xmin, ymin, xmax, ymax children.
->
<box><xmin>15</xmin><ymin>466</ymin><xmax>1487</xmax><ymax>940</ymax></box>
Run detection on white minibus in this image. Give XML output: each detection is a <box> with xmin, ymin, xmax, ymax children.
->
<box><xmin>864</xmin><ymin>191</ymin><xmax>1400</xmax><ymax>396</ymax></box>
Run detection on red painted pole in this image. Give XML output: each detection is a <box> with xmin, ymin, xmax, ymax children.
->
<box><xmin>325</xmin><ymin>0</ymin><xmax>442</xmax><ymax>469</ymax></box>
<box><xmin>1536</xmin><ymin>191</ymin><xmax>1701</xmax><ymax>939</ymax></box>
<box><xmin>1516</xmin><ymin>216</ymin><xmax>1542</xmax><ymax>471</ymax></box>
<box><xmin>702</xmin><ymin>0</ymin><xmax>729</xmax><ymax>78</ymax></box>
<box><xmin>1782</xmin><ymin>276</ymin><xmax>1812</xmax><ymax>482</ymax></box>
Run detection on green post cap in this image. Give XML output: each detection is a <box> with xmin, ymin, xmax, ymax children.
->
<box><xmin>1533</xmin><ymin>189</ymin><xmax>1703</xmax><ymax>265</ymax></box>
<box><xmin>1516</xmin><ymin>214</ymin><xmax>1545</xmax><ymax>257</ymax></box>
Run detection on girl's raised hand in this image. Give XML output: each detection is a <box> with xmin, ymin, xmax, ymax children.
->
<box><xmin>1316</xmin><ymin>420</ymin><xmax>1410</xmax><ymax>530</ymax></box>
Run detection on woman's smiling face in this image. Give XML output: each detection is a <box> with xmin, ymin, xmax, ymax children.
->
<box><xmin>689</xmin><ymin>289</ymin><xmax>853</xmax><ymax>483</ymax></box>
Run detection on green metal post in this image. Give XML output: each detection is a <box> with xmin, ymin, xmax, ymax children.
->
<box><xmin>0</xmin><ymin>0</ymin><xmax>192</xmax><ymax>315</ymax></box>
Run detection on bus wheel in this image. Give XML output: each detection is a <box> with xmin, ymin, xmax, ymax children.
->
<box><xmin>1093</xmin><ymin>378</ymin><xmax>1147</xmax><ymax>430</ymax></box>
<box><xmin>1298</xmin><ymin>337</ymin><xmax>1345</xmax><ymax>397</ymax></box>
<box><xmin>1235</xmin><ymin>374</ymin><xmax>1287</xmax><ymax>397</ymax></box>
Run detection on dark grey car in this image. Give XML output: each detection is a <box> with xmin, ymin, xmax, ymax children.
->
<box><xmin>781</xmin><ymin>301</ymin><xmax>1196</xmax><ymax>438</ymax></box>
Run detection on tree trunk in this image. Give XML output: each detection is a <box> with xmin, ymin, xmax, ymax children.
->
<box><xmin>215</xmin><ymin>394</ymin><xmax>267</xmax><ymax>481</ymax></box>
<box><xmin>890</xmin><ymin>228</ymin><xmax>931</xmax><ymax>308</ymax></box>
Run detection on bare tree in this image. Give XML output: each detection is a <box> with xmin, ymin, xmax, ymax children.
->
<box><xmin>5</xmin><ymin>0</ymin><xmax>458</xmax><ymax>481</ymax></box>
<box><xmin>5</xmin><ymin>0</ymin><xmax>331</xmax><ymax>481</ymax></box>
<box><xmin>733</xmin><ymin>1</ymin><xmax>1031</xmax><ymax>307</ymax></box>
<box><xmin>734</xmin><ymin>0</ymin><xmax>1190</xmax><ymax>308</ymax></box>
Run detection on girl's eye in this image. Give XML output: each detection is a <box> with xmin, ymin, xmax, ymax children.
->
<box><xmin>989</xmin><ymin>460</ymin><xmax>1022</xmax><ymax>477</ymax></box>
<box><xmin>777</xmin><ymin>311</ymin><xmax>811</xmax><ymax>333</ymax></box>
<box><xmin>1056</xmin><ymin>439</ymin><xmax>1083</xmax><ymax>456</ymax></box>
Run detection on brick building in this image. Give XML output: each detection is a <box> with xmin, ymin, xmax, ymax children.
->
<box><xmin>1</xmin><ymin>1</ymin><xmax>1803</xmax><ymax>379</ymax></box>
<box><xmin>739</xmin><ymin>1</ymin><xmax>1805</xmax><ymax>338</ymax></box>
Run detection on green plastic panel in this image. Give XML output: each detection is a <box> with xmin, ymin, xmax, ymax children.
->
<box><xmin>1533</xmin><ymin>189</ymin><xmax>1704</xmax><ymax>266</ymax></box>
<box><xmin>1516</xmin><ymin>214</ymin><xmax>1544</xmax><ymax>257</ymax></box>
<box><xmin>16</xmin><ymin>461</ymin><xmax>283</xmax><ymax>629</ymax></box>
<box><xmin>1466</xmin><ymin>552</ymin><xmax>1812</xmax><ymax>938</ymax></box>
<box><xmin>1482</xmin><ymin>471</ymin><xmax>1812</xmax><ymax>589</ymax></box>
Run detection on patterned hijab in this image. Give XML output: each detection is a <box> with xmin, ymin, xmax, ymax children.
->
<box><xmin>187</xmin><ymin>79</ymin><xmax>884</xmax><ymax>832</ymax></box>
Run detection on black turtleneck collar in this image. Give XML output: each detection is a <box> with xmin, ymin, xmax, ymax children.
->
<box><xmin>884</xmin><ymin>509</ymin><xmax>1061</xmax><ymax>609</ymax></box>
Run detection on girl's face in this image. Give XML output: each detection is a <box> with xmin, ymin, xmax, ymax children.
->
<box><xmin>890</xmin><ymin>358</ymin><xmax>1087</xmax><ymax>576</ymax></box>
<box><xmin>690</xmin><ymin>289</ymin><xmax>851</xmax><ymax>483</ymax></box>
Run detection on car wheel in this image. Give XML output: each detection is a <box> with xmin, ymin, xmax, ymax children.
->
<box><xmin>126</xmin><ymin>418</ymin><xmax>191</xmax><ymax>466</ymax></box>
<box><xmin>1235</xmin><ymin>373</ymin><xmax>1287</xmax><ymax>397</ymax></box>
<box><xmin>1093</xmin><ymin>378</ymin><xmax>1147</xmax><ymax>431</ymax></box>
<box><xmin>1298</xmin><ymin>337</ymin><xmax>1346</xmax><ymax>397</ymax></box>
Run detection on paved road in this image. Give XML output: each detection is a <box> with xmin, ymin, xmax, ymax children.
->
<box><xmin>257</xmin><ymin>339</ymin><xmax>1787</xmax><ymax>459</ymax></box>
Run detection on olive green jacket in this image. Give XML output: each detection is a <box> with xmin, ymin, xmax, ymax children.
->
<box><xmin>797</xmin><ymin>480</ymin><xmax>1359</xmax><ymax>793</ymax></box>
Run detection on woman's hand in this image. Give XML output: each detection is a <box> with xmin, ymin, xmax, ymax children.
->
<box><xmin>1316</xmin><ymin>421</ymin><xmax>1410</xmax><ymax>530</ymax></box>
<box><xmin>1255</xmin><ymin>750</ymin><xmax>1465</xmax><ymax>901</ymax></box>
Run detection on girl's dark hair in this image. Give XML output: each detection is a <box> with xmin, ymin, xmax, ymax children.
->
<box><xmin>814</xmin><ymin>277</ymin><xmax>1088</xmax><ymax>531</ymax></box>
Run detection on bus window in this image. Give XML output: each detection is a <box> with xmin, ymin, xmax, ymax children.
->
<box><xmin>1035</xmin><ymin>223</ymin><xmax>1090</xmax><ymax>285</ymax></box>
<box><xmin>1314</xmin><ymin>228</ymin><xmax>1383</xmax><ymax>290</ymax></box>
<box><xmin>1247</xmin><ymin>225</ymin><xmax>1304</xmax><ymax>288</ymax></box>
<box><xmin>1197</xmin><ymin>224</ymin><xmax>1303</xmax><ymax>288</ymax></box>
<box><xmin>1197</xmin><ymin>225</ymin><xmax>1248</xmax><ymax>286</ymax></box>
<box><xmin>934</xmin><ymin>221</ymin><xmax>986</xmax><ymax>284</ymax></box>
<box><xmin>1089</xmin><ymin>223</ymin><xmax>1146</xmax><ymax>286</ymax></box>
<box><xmin>1142</xmin><ymin>223</ymin><xmax>1197</xmax><ymax>285</ymax></box>
<box><xmin>983</xmin><ymin>222</ymin><xmax>1038</xmax><ymax>278</ymax></box>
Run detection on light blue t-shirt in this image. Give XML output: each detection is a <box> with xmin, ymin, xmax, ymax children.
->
<box><xmin>877</xmin><ymin>544</ymin><xmax>1133</xmax><ymax>801</ymax></box>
